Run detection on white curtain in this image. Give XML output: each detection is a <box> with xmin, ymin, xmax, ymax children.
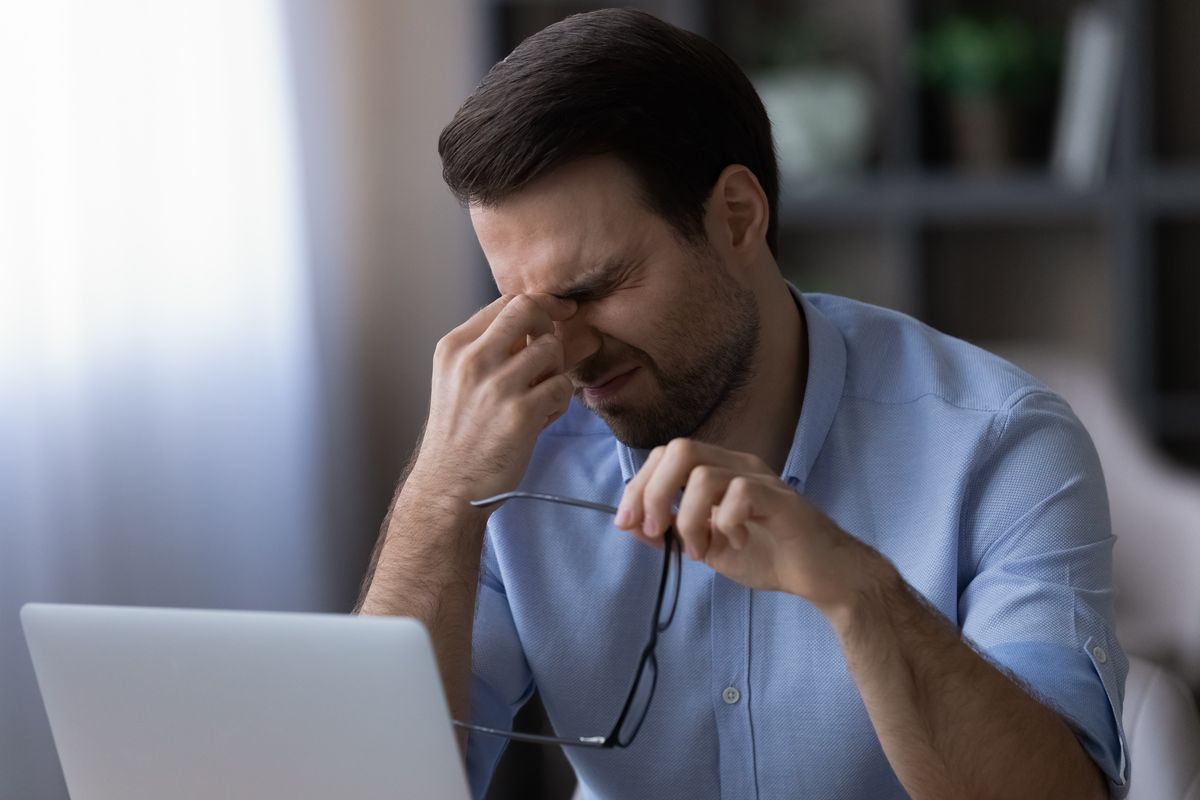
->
<box><xmin>0</xmin><ymin>2</ymin><xmax>330</xmax><ymax>797</ymax></box>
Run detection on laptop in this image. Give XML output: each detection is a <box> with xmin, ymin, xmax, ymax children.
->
<box><xmin>21</xmin><ymin>603</ymin><xmax>472</xmax><ymax>800</ymax></box>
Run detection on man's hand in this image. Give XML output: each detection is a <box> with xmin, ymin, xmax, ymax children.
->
<box><xmin>614</xmin><ymin>438</ymin><xmax>882</xmax><ymax>612</ymax></box>
<box><xmin>408</xmin><ymin>293</ymin><xmax>578</xmax><ymax>502</ymax></box>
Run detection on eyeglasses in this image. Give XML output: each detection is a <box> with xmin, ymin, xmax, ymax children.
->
<box><xmin>452</xmin><ymin>490</ymin><xmax>682</xmax><ymax>749</ymax></box>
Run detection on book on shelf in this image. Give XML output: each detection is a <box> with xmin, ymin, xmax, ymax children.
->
<box><xmin>1051</xmin><ymin>4</ymin><xmax>1124</xmax><ymax>190</ymax></box>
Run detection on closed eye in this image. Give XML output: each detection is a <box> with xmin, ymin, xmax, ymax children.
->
<box><xmin>557</xmin><ymin>257</ymin><xmax>642</xmax><ymax>304</ymax></box>
<box><xmin>563</xmin><ymin>285</ymin><xmax>612</xmax><ymax>304</ymax></box>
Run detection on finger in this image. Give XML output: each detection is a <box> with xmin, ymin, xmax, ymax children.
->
<box><xmin>640</xmin><ymin>438</ymin><xmax>707</xmax><ymax>540</ymax></box>
<box><xmin>511</xmin><ymin>293</ymin><xmax>580</xmax><ymax>355</ymax></box>
<box><xmin>712</xmin><ymin>475</ymin><xmax>781</xmax><ymax>546</ymax></box>
<box><xmin>445</xmin><ymin>294</ymin><xmax>517</xmax><ymax>348</ymax></box>
<box><xmin>667</xmin><ymin>438</ymin><xmax>774</xmax><ymax>476</ymax></box>
<box><xmin>676</xmin><ymin>465</ymin><xmax>736</xmax><ymax>561</ymax></box>
<box><xmin>477</xmin><ymin>294</ymin><xmax>577</xmax><ymax>362</ymax></box>
<box><xmin>517</xmin><ymin>372</ymin><xmax>574</xmax><ymax>431</ymax></box>
<box><xmin>526</xmin><ymin>292</ymin><xmax>578</xmax><ymax>321</ymax></box>
<box><xmin>479</xmin><ymin>295</ymin><xmax>555</xmax><ymax>359</ymax></box>
<box><xmin>725</xmin><ymin>523</ymin><xmax>751</xmax><ymax>551</ymax></box>
<box><xmin>495</xmin><ymin>332</ymin><xmax>564</xmax><ymax>391</ymax></box>
<box><xmin>615</xmin><ymin>444</ymin><xmax>667</xmax><ymax>531</ymax></box>
<box><xmin>619</xmin><ymin>438</ymin><xmax>767</xmax><ymax>535</ymax></box>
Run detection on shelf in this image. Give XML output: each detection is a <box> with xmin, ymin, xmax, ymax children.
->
<box><xmin>779</xmin><ymin>174</ymin><xmax>1112</xmax><ymax>226</ymax></box>
<box><xmin>1143</xmin><ymin>169</ymin><xmax>1200</xmax><ymax>215</ymax></box>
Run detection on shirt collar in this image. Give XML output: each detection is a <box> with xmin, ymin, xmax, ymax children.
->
<box><xmin>780</xmin><ymin>285</ymin><xmax>846</xmax><ymax>492</ymax></box>
<box><xmin>617</xmin><ymin>283</ymin><xmax>847</xmax><ymax>492</ymax></box>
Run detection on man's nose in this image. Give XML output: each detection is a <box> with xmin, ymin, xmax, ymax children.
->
<box><xmin>555</xmin><ymin>315</ymin><xmax>601</xmax><ymax>372</ymax></box>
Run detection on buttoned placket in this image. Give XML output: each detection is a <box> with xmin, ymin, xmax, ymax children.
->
<box><xmin>710</xmin><ymin>571</ymin><xmax>758</xmax><ymax>798</ymax></box>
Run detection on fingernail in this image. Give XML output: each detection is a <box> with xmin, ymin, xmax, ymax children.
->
<box><xmin>615</xmin><ymin>507</ymin><xmax>631</xmax><ymax>528</ymax></box>
<box><xmin>642</xmin><ymin>517</ymin><xmax>657</xmax><ymax>538</ymax></box>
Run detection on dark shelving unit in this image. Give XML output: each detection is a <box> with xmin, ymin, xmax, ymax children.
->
<box><xmin>482</xmin><ymin>1</ymin><xmax>1200</xmax><ymax>466</ymax></box>
<box><xmin>705</xmin><ymin>0</ymin><xmax>1200</xmax><ymax>464</ymax></box>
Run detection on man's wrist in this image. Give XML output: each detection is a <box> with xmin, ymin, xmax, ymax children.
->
<box><xmin>818</xmin><ymin>544</ymin><xmax>904</xmax><ymax>638</ymax></box>
<box><xmin>380</xmin><ymin>464</ymin><xmax>493</xmax><ymax>569</ymax></box>
<box><xmin>403</xmin><ymin>463</ymin><xmax>488</xmax><ymax>518</ymax></box>
<box><xmin>358</xmin><ymin>479</ymin><xmax>491</xmax><ymax>618</ymax></box>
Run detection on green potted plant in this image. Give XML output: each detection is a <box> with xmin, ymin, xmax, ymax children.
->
<box><xmin>916</xmin><ymin>15</ymin><xmax>1059</xmax><ymax>172</ymax></box>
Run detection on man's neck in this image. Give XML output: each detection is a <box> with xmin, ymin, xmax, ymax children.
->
<box><xmin>703</xmin><ymin>280</ymin><xmax>808</xmax><ymax>474</ymax></box>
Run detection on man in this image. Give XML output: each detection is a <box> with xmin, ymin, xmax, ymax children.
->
<box><xmin>357</xmin><ymin>9</ymin><xmax>1128</xmax><ymax>799</ymax></box>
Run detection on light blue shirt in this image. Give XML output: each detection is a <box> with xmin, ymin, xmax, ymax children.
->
<box><xmin>466</xmin><ymin>289</ymin><xmax>1129</xmax><ymax>799</ymax></box>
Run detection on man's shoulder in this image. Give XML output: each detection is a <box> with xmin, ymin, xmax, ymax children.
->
<box><xmin>808</xmin><ymin>292</ymin><xmax>1051</xmax><ymax>416</ymax></box>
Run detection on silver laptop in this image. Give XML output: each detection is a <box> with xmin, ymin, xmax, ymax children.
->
<box><xmin>21</xmin><ymin>603</ymin><xmax>471</xmax><ymax>800</ymax></box>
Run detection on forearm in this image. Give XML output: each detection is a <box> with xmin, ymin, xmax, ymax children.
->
<box><xmin>356</xmin><ymin>483</ymin><xmax>487</xmax><ymax>732</ymax></box>
<box><xmin>826</xmin><ymin>553</ymin><xmax>1106</xmax><ymax>800</ymax></box>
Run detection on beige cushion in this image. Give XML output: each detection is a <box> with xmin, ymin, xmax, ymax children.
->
<box><xmin>1124</xmin><ymin>655</ymin><xmax>1200</xmax><ymax>799</ymax></box>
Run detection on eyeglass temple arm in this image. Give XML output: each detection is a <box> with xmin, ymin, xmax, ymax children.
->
<box><xmin>452</xmin><ymin>719</ymin><xmax>608</xmax><ymax>748</ymax></box>
<box><xmin>470</xmin><ymin>491</ymin><xmax>620</xmax><ymax>516</ymax></box>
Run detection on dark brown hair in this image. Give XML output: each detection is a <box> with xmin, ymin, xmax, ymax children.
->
<box><xmin>438</xmin><ymin>8</ymin><xmax>780</xmax><ymax>257</ymax></box>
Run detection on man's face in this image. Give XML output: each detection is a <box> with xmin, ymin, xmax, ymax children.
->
<box><xmin>471</xmin><ymin>157</ymin><xmax>760</xmax><ymax>449</ymax></box>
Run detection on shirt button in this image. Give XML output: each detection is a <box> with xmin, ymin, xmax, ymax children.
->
<box><xmin>1091</xmin><ymin>645</ymin><xmax>1108</xmax><ymax>664</ymax></box>
<box><xmin>722</xmin><ymin>686</ymin><xmax>740</xmax><ymax>705</ymax></box>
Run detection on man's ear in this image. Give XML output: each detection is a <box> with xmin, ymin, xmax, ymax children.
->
<box><xmin>705</xmin><ymin>164</ymin><xmax>769</xmax><ymax>265</ymax></box>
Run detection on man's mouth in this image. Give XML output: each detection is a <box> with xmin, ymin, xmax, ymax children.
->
<box><xmin>580</xmin><ymin>367</ymin><xmax>639</xmax><ymax>403</ymax></box>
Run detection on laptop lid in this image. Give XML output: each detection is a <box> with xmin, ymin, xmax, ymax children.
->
<box><xmin>21</xmin><ymin>603</ymin><xmax>471</xmax><ymax>800</ymax></box>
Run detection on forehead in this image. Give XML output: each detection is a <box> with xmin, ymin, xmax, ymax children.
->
<box><xmin>470</xmin><ymin>156</ymin><xmax>660</xmax><ymax>294</ymax></box>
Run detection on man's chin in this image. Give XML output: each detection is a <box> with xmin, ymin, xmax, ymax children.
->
<box><xmin>584</xmin><ymin>402</ymin><xmax>690</xmax><ymax>450</ymax></box>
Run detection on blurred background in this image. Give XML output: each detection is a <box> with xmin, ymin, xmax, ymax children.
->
<box><xmin>1</xmin><ymin>1</ymin><xmax>1196</xmax><ymax>799</ymax></box>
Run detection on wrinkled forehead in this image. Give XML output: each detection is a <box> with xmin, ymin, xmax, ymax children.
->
<box><xmin>469</xmin><ymin>156</ymin><xmax>658</xmax><ymax>295</ymax></box>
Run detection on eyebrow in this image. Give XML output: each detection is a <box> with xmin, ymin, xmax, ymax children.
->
<box><xmin>552</xmin><ymin>256</ymin><xmax>637</xmax><ymax>301</ymax></box>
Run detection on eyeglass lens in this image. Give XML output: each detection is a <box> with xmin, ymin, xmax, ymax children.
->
<box><xmin>616</xmin><ymin>652</ymin><xmax>658</xmax><ymax>746</ymax></box>
<box><xmin>657</xmin><ymin>532</ymin><xmax>681</xmax><ymax>631</ymax></box>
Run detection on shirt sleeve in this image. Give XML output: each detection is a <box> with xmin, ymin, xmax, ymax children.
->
<box><xmin>959</xmin><ymin>387</ymin><xmax>1130</xmax><ymax>796</ymax></box>
<box><xmin>464</xmin><ymin>528</ymin><xmax>535</xmax><ymax>800</ymax></box>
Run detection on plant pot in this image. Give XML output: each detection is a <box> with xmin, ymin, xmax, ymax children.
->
<box><xmin>945</xmin><ymin>94</ymin><xmax>1020</xmax><ymax>174</ymax></box>
<box><xmin>752</xmin><ymin>67</ymin><xmax>875</xmax><ymax>190</ymax></box>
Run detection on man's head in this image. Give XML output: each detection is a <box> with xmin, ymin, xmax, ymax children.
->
<box><xmin>439</xmin><ymin>8</ymin><xmax>779</xmax><ymax>259</ymax></box>
<box><xmin>438</xmin><ymin>9</ymin><xmax>780</xmax><ymax>448</ymax></box>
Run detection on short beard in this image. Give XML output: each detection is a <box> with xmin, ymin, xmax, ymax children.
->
<box><xmin>575</xmin><ymin>249</ymin><xmax>761</xmax><ymax>449</ymax></box>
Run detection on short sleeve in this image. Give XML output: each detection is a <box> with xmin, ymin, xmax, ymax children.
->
<box><xmin>464</xmin><ymin>529</ymin><xmax>535</xmax><ymax>800</ymax></box>
<box><xmin>959</xmin><ymin>388</ymin><xmax>1130</xmax><ymax>796</ymax></box>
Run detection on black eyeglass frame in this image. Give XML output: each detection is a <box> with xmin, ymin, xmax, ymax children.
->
<box><xmin>451</xmin><ymin>490</ymin><xmax>681</xmax><ymax>749</ymax></box>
